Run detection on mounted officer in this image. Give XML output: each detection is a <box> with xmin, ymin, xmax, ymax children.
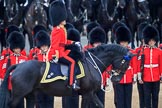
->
<box><xmin>47</xmin><ymin>0</ymin><xmax>81</xmax><ymax>90</ymax></box>
<box><xmin>62</xmin><ymin>27</ymin><xmax>81</xmax><ymax>108</ymax></box>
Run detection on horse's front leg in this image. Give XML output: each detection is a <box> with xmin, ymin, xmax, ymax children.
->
<box><xmin>81</xmin><ymin>92</ymin><xmax>93</xmax><ymax>108</ymax></box>
<box><xmin>81</xmin><ymin>91</ymin><xmax>104</xmax><ymax>108</ymax></box>
<box><xmin>92</xmin><ymin>93</ymin><xmax>104</xmax><ymax>108</ymax></box>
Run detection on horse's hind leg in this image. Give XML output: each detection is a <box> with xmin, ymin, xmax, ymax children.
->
<box><xmin>92</xmin><ymin>93</ymin><xmax>104</xmax><ymax>108</ymax></box>
<box><xmin>9</xmin><ymin>90</ymin><xmax>25</xmax><ymax>108</ymax></box>
<box><xmin>10</xmin><ymin>80</ymin><xmax>34</xmax><ymax>108</ymax></box>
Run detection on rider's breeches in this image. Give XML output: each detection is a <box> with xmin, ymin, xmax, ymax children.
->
<box><xmin>59</xmin><ymin>55</ymin><xmax>75</xmax><ymax>86</ymax></box>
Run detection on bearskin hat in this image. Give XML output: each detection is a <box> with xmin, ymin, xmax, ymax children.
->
<box><xmin>65</xmin><ymin>22</ymin><xmax>75</xmax><ymax>30</ymax></box>
<box><xmin>137</xmin><ymin>22</ymin><xmax>148</xmax><ymax>41</ymax></box>
<box><xmin>67</xmin><ymin>28</ymin><xmax>80</xmax><ymax>42</ymax></box>
<box><xmin>86</xmin><ymin>21</ymin><xmax>100</xmax><ymax>35</ymax></box>
<box><xmin>6</xmin><ymin>25</ymin><xmax>20</xmax><ymax>39</ymax></box>
<box><xmin>35</xmin><ymin>30</ymin><xmax>50</xmax><ymax>48</ymax></box>
<box><xmin>115</xmin><ymin>26</ymin><xmax>132</xmax><ymax>44</ymax></box>
<box><xmin>89</xmin><ymin>27</ymin><xmax>106</xmax><ymax>45</ymax></box>
<box><xmin>7</xmin><ymin>31</ymin><xmax>25</xmax><ymax>51</ymax></box>
<box><xmin>32</xmin><ymin>25</ymin><xmax>47</xmax><ymax>36</ymax></box>
<box><xmin>49</xmin><ymin>0</ymin><xmax>67</xmax><ymax>27</ymax></box>
<box><xmin>111</xmin><ymin>22</ymin><xmax>127</xmax><ymax>42</ymax></box>
<box><xmin>143</xmin><ymin>25</ymin><xmax>159</xmax><ymax>44</ymax></box>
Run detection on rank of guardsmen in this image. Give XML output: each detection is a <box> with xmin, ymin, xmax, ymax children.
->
<box><xmin>0</xmin><ymin>0</ymin><xmax>162</xmax><ymax>108</ymax></box>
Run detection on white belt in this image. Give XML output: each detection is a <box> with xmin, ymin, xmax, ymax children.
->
<box><xmin>144</xmin><ymin>64</ymin><xmax>159</xmax><ymax>68</ymax></box>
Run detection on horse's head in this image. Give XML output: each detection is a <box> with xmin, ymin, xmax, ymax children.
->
<box><xmin>27</xmin><ymin>0</ymin><xmax>47</xmax><ymax>26</ymax></box>
<box><xmin>110</xmin><ymin>50</ymin><xmax>135</xmax><ymax>83</ymax></box>
<box><xmin>118</xmin><ymin>0</ymin><xmax>126</xmax><ymax>9</ymax></box>
<box><xmin>88</xmin><ymin>44</ymin><xmax>135</xmax><ymax>83</ymax></box>
<box><xmin>5</xmin><ymin>0</ymin><xmax>19</xmax><ymax>23</ymax></box>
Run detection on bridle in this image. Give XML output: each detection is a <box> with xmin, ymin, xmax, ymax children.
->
<box><xmin>85</xmin><ymin>50</ymin><xmax>131</xmax><ymax>92</ymax></box>
<box><xmin>86</xmin><ymin>51</ymin><xmax>130</xmax><ymax>77</ymax></box>
<box><xmin>101</xmin><ymin>0</ymin><xmax>119</xmax><ymax>21</ymax></box>
<box><xmin>5</xmin><ymin>0</ymin><xmax>19</xmax><ymax>22</ymax></box>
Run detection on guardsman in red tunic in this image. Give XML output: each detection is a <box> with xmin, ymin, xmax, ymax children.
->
<box><xmin>47</xmin><ymin>1</ymin><xmax>80</xmax><ymax>90</ymax></box>
<box><xmin>1</xmin><ymin>31</ymin><xmax>27</xmax><ymax>108</ymax></box>
<box><xmin>138</xmin><ymin>25</ymin><xmax>162</xmax><ymax>108</ymax></box>
<box><xmin>83</xmin><ymin>26</ymin><xmax>108</xmax><ymax>108</ymax></box>
<box><xmin>135</xmin><ymin>21</ymin><xmax>148</xmax><ymax>108</ymax></box>
<box><xmin>33</xmin><ymin>30</ymin><xmax>54</xmax><ymax>108</ymax></box>
<box><xmin>0</xmin><ymin>25</ymin><xmax>26</xmax><ymax>85</ymax></box>
<box><xmin>28</xmin><ymin>25</ymin><xmax>47</xmax><ymax>60</ymax></box>
<box><xmin>113</xmin><ymin>26</ymin><xmax>137</xmax><ymax>108</ymax></box>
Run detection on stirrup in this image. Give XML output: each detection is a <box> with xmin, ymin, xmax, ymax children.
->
<box><xmin>72</xmin><ymin>83</ymin><xmax>80</xmax><ymax>91</ymax></box>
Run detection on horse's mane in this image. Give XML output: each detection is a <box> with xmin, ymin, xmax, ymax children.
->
<box><xmin>88</xmin><ymin>44</ymin><xmax>128</xmax><ymax>55</ymax></box>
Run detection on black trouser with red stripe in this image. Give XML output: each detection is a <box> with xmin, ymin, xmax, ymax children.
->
<box><xmin>59</xmin><ymin>55</ymin><xmax>75</xmax><ymax>86</ymax></box>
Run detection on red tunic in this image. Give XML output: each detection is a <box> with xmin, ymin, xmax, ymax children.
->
<box><xmin>28</xmin><ymin>47</ymin><xmax>40</xmax><ymax>60</ymax></box>
<box><xmin>1</xmin><ymin>54</ymin><xmax>28</xmax><ymax>90</ymax></box>
<box><xmin>142</xmin><ymin>47</ymin><xmax>162</xmax><ymax>82</ymax></box>
<box><xmin>46</xmin><ymin>26</ymin><xmax>73</xmax><ymax>61</ymax></box>
<box><xmin>83</xmin><ymin>44</ymin><xmax>93</xmax><ymax>51</ymax></box>
<box><xmin>119</xmin><ymin>49</ymin><xmax>137</xmax><ymax>83</ymax></box>
<box><xmin>0</xmin><ymin>48</ymin><xmax>26</xmax><ymax>78</ymax></box>
<box><xmin>37</xmin><ymin>52</ymin><xmax>47</xmax><ymax>62</ymax></box>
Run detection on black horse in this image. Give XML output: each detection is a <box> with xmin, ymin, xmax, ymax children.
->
<box><xmin>97</xmin><ymin>0</ymin><xmax>120</xmax><ymax>35</ymax></box>
<box><xmin>118</xmin><ymin>0</ymin><xmax>151</xmax><ymax>48</ymax></box>
<box><xmin>146</xmin><ymin>0</ymin><xmax>162</xmax><ymax>43</ymax></box>
<box><xmin>82</xmin><ymin>0</ymin><xmax>120</xmax><ymax>43</ymax></box>
<box><xmin>68</xmin><ymin>0</ymin><xmax>87</xmax><ymax>32</ymax></box>
<box><xmin>0</xmin><ymin>44</ymin><xmax>134</xmax><ymax>108</ymax></box>
<box><xmin>23</xmin><ymin>0</ymin><xmax>48</xmax><ymax>49</ymax></box>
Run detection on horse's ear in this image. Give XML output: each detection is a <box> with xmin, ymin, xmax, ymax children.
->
<box><xmin>127</xmin><ymin>51</ymin><xmax>137</xmax><ymax>58</ymax></box>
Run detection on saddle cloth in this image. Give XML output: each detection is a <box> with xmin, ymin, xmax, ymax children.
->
<box><xmin>40</xmin><ymin>61</ymin><xmax>85</xmax><ymax>83</ymax></box>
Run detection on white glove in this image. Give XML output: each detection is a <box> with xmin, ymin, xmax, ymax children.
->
<box><xmin>50</xmin><ymin>55</ymin><xmax>58</xmax><ymax>63</ymax></box>
<box><xmin>137</xmin><ymin>72</ymin><xmax>142</xmax><ymax>81</ymax></box>
<box><xmin>74</xmin><ymin>42</ymin><xmax>82</xmax><ymax>51</ymax></box>
<box><xmin>137</xmin><ymin>72</ymin><xmax>144</xmax><ymax>84</ymax></box>
<box><xmin>133</xmin><ymin>74</ymin><xmax>137</xmax><ymax>83</ymax></box>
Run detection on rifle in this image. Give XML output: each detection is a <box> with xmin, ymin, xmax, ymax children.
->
<box><xmin>140</xmin><ymin>46</ymin><xmax>145</xmax><ymax>79</ymax></box>
<box><xmin>5</xmin><ymin>49</ymin><xmax>11</xmax><ymax>70</ymax></box>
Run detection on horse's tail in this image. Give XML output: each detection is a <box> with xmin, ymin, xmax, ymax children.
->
<box><xmin>0</xmin><ymin>64</ymin><xmax>17</xmax><ymax>108</ymax></box>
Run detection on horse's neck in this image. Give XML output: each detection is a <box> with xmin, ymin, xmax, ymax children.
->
<box><xmin>127</xmin><ymin>0</ymin><xmax>135</xmax><ymax>8</ymax></box>
<box><xmin>85</xmin><ymin>53</ymin><xmax>111</xmax><ymax>73</ymax></box>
